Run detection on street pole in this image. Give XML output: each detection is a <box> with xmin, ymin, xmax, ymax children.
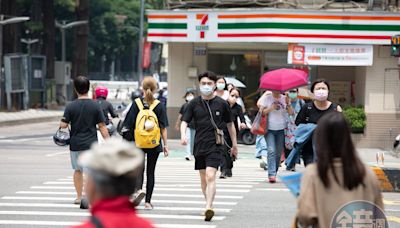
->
<box><xmin>55</xmin><ymin>20</ymin><xmax>87</xmax><ymax>103</ymax></box>
<box><xmin>61</xmin><ymin>21</ymin><xmax>66</xmax><ymax>63</ymax></box>
<box><xmin>137</xmin><ymin>0</ymin><xmax>145</xmax><ymax>82</ymax></box>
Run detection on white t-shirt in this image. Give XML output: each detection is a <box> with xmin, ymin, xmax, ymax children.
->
<box><xmin>215</xmin><ymin>90</ymin><xmax>230</xmax><ymax>100</ymax></box>
<box><xmin>261</xmin><ymin>95</ymin><xmax>288</xmax><ymax>130</ymax></box>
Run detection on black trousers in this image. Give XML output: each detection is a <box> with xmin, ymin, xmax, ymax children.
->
<box><xmin>136</xmin><ymin>149</ymin><xmax>160</xmax><ymax>203</ymax></box>
<box><xmin>220</xmin><ymin>137</ymin><xmax>233</xmax><ymax>171</ymax></box>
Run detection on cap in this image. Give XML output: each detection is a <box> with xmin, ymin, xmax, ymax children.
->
<box><xmin>79</xmin><ymin>138</ymin><xmax>144</xmax><ymax>176</ymax></box>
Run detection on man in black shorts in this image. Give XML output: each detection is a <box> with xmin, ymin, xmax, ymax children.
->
<box><xmin>180</xmin><ymin>71</ymin><xmax>238</xmax><ymax>221</ymax></box>
<box><xmin>60</xmin><ymin>76</ymin><xmax>110</xmax><ymax>204</ymax></box>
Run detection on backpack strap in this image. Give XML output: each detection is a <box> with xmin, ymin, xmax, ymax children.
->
<box><xmin>135</xmin><ymin>98</ymin><xmax>160</xmax><ymax>111</ymax></box>
<box><xmin>135</xmin><ymin>98</ymin><xmax>144</xmax><ymax>111</ymax></box>
<box><xmin>149</xmin><ymin>100</ymin><xmax>160</xmax><ymax>111</ymax></box>
<box><xmin>331</xmin><ymin>102</ymin><xmax>338</xmax><ymax>111</ymax></box>
<box><xmin>305</xmin><ymin>102</ymin><xmax>313</xmax><ymax>123</ymax></box>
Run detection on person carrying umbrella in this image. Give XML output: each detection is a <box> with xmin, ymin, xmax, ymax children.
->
<box><xmin>257</xmin><ymin>90</ymin><xmax>294</xmax><ymax>183</ymax></box>
<box><xmin>257</xmin><ymin>68</ymin><xmax>308</xmax><ymax>183</ymax></box>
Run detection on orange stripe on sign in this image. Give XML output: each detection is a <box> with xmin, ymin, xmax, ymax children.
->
<box><xmin>148</xmin><ymin>15</ymin><xmax>187</xmax><ymax>19</ymax></box>
<box><xmin>196</xmin><ymin>14</ymin><xmax>205</xmax><ymax>20</ymax></box>
<box><xmin>218</xmin><ymin>14</ymin><xmax>400</xmax><ymax>21</ymax></box>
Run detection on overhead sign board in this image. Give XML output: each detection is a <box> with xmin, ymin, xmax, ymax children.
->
<box><xmin>288</xmin><ymin>43</ymin><xmax>373</xmax><ymax>66</ymax></box>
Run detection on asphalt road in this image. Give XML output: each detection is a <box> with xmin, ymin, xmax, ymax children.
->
<box><xmin>0</xmin><ymin>122</ymin><xmax>399</xmax><ymax>228</ymax></box>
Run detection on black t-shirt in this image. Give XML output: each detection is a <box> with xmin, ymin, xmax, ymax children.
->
<box><xmin>182</xmin><ymin>96</ymin><xmax>233</xmax><ymax>156</ymax></box>
<box><xmin>295</xmin><ymin>102</ymin><xmax>338</xmax><ymax>125</ymax></box>
<box><xmin>230</xmin><ymin>103</ymin><xmax>245</xmax><ymax>134</ymax></box>
<box><xmin>62</xmin><ymin>99</ymin><xmax>105</xmax><ymax>151</ymax></box>
<box><xmin>179</xmin><ymin>102</ymin><xmax>194</xmax><ymax>129</ymax></box>
<box><xmin>96</xmin><ymin>97</ymin><xmax>118</xmax><ymax>125</ymax></box>
<box><xmin>123</xmin><ymin>98</ymin><xmax>169</xmax><ymax>152</ymax></box>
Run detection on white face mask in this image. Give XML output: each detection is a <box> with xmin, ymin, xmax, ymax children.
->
<box><xmin>186</xmin><ymin>95</ymin><xmax>194</xmax><ymax>102</ymax></box>
<box><xmin>216</xmin><ymin>83</ymin><xmax>225</xmax><ymax>91</ymax></box>
<box><xmin>200</xmin><ymin>85</ymin><xmax>214</xmax><ymax>96</ymax></box>
<box><xmin>314</xmin><ymin>89</ymin><xmax>328</xmax><ymax>101</ymax></box>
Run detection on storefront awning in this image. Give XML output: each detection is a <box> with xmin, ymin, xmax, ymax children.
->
<box><xmin>147</xmin><ymin>9</ymin><xmax>400</xmax><ymax>45</ymax></box>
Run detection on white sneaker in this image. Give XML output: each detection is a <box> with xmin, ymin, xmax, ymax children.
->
<box><xmin>132</xmin><ymin>190</ymin><xmax>146</xmax><ymax>206</ymax></box>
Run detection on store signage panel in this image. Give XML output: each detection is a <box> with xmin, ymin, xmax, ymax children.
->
<box><xmin>147</xmin><ymin>10</ymin><xmax>400</xmax><ymax>45</ymax></box>
<box><xmin>287</xmin><ymin>44</ymin><xmax>373</xmax><ymax>66</ymax></box>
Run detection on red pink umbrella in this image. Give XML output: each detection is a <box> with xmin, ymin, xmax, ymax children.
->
<box><xmin>259</xmin><ymin>68</ymin><xmax>308</xmax><ymax>91</ymax></box>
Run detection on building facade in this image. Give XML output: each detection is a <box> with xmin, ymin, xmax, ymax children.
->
<box><xmin>147</xmin><ymin>8</ymin><xmax>400</xmax><ymax>148</ymax></box>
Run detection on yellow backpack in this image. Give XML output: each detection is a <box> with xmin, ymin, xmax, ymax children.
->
<box><xmin>134</xmin><ymin>98</ymin><xmax>161</xmax><ymax>149</ymax></box>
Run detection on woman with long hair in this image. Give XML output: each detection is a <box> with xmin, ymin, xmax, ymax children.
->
<box><xmin>296</xmin><ymin>112</ymin><xmax>383</xmax><ymax>227</ymax></box>
<box><xmin>123</xmin><ymin>76</ymin><xmax>169</xmax><ymax>210</ymax></box>
<box><xmin>220</xmin><ymin>87</ymin><xmax>247</xmax><ymax>178</ymax></box>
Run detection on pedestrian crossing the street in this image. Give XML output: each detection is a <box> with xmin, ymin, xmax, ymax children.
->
<box><xmin>0</xmin><ymin>156</ymin><xmax>399</xmax><ymax>227</ymax></box>
<box><xmin>0</xmin><ymin>158</ymin><xmax>267</xmax><ymax>227</ymax></box>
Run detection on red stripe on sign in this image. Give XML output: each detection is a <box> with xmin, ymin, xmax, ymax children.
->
<box><xmin>218</xmin><ymin>33</ymin><xmax>390</xmax><ymax>40</ymax></box>
<box><xmin>148</xmin><ymin>33</ymin><xmax>187</xmax><ymax>37</ymax></box>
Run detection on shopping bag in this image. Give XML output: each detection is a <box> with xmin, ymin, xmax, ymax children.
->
<box><xmin>250</xmin><ymin>111</ymin><xmax>267</xmax><ymax>135</ymax></box>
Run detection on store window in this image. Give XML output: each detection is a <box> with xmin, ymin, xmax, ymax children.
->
<box><xmin>207</xmin><ymin>51</ymin><xmax>261</xmax><ymax>101</ymax></box>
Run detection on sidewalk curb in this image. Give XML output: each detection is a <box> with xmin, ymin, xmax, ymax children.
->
<box><xmin>370</xmin><ymin>166</ymin><xmax>400</xmax><ymax>192</ymax></box>
<box><xmin>0</xmin><ymin>116</ymin><xmax>62</xmax><ymax>127</ymax></box>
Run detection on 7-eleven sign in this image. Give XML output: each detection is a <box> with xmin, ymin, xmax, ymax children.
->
<box><xmin>196</xmin><ymin>14</ymin><xmax>209</xmax><ymax>39</ymax></box>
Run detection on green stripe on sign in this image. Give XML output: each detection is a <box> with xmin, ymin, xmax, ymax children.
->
<box><xmin>148</xmin><ymin>23</ymin><xmax>187</xmax><ymax>29</ymax></box>
<box><xmin>218</xmin><ymin>22</ymin><xmax>400</xmax><ymax>31</ymax></box>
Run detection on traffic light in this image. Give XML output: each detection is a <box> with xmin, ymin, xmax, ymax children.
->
<box><xmin>391</xmin><ymin>35</ymin><xmax>400</xmax><ymax>57</ymax></box>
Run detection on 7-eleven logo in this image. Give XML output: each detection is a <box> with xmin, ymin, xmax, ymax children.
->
<box><xmin>196</xmin><ymin>14</ymin><xmax>209</xmax><ymax>39</ymax></box>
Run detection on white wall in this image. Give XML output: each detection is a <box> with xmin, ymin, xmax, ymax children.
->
<box><xmin>365</xmin><ymin>46</ymin><xmax>399</xmax><ymax>113</ymax></box>
<box><xmin>167</xmin><ymin>43</ymin><xmax>207</xmax><ymax>108</ymax></box>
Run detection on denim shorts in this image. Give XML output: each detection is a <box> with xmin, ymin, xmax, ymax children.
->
<box><xmin>70</xmin><ymin>151</ymin><xmax>84</xmax><ymax>171</ymax></box>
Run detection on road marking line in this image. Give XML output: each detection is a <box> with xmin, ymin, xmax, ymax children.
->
<box><xmin>384</xmin><ymin>200</ymin><xmax>400</xmax><ymax>206</ymax></box>
<box><xmin>0</xmin><ymin>202</ymin><xmax>231</xmax><ymax>212</ymax></box>
<box><xmin>44</xmin><ymin>182</ymin><xmax>253</xmax><ymax>188</ymax></box>
<box><xmin>140</xmin><ymin>214</ymin><xmax>225</xmax><ymax>221</ymax></box>
<box><xmin>31</xmin><ymin>186</ymin><xmax>75</xmax><ymax>190</ymax></box>
<box><xmin>0</xmin><ymin>220</ymin><xmax>216</xmax><ymax>228</ymax></box>
<box><xmin>57</xmin><ymin>179</ymin><xmax>262</xmax><ymax>185</ymax></box>
<box><xmin>153</xmin><ymin>194</ymin><xmax>243</xmax><ymax>199</ymax></box>
<box><xmin>386</xmin><ymin>209</ymin><xmax>400</xmax><ymax>212</ymax></box>
<box><xmin>1</xmin><ymin>197</ymin><xmax>237</xmax><ymax>205</ymax></box>
<box><xmin>43</xmin><ymin>182</ymin><xmax>73</xmax><ymax>185</ymax></box>
<box><xmin>45</xmin><ymin>151</ymin><xmax>69</xmax><ymax>157</ymax></box>
<box><xmin>0</xmin><ymin>203</ymin><xmax>77</xmax><ymax>208</ymax></box>
<box><xmin>0</xmin><ymin>210</ymin><xmax>89</xmax><ymax>216</ymax></box>
<box><xmin>387</xmin><ymin>216</ymin><xmax>400</xmax><ymax>223</ymax></box>
<box><xmin>0</xmin><ymin>220</ymin><xmax>80</xmax><ymax>226</ymax></box>
<box><xmin>31</xmin><ymin>186</ymin><xmax>250</xmax><ymax>193</ymax></box>
<box><xmin>156</xmin><ymin>225</ymin><xmax>216</xmax><ymax>228</ymax></box>
<box><xmin>135</xmin><ymin>206</ymin><xmax>231</xmax><ymax>212</ymax></box>
<box><xmin>150</xmin><ymin>200</ymin><xmax>236</xmax><ymax>206</ymax></box>
<box><xmin>255</xmin><ymin>188</ymin><xmax>290</xmax><ymax>192</ymax></box>
<box><xmin>0</xmin><ymin>211</ymin><xmax>225</xmax><ymax>221</ymax></box>
<box><xmin>16</xmin><ymin>191</ymin><xmax>243</xmax><ymax>199</ymax></box>
<box><xmin>2</xmin><ymin>196</ymin><xmax>75</xmax><ymax>201</ymax></box>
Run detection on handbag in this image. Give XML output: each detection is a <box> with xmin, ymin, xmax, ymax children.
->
<box><xmin>251</xmin><ymin>111</ymin><xmax>267</xmax><ymax>135</ymax></box>
<box><xmin>203</xmin><ymin>100</ymin><xmax>224</xmax><ymax>145</ymax></box>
